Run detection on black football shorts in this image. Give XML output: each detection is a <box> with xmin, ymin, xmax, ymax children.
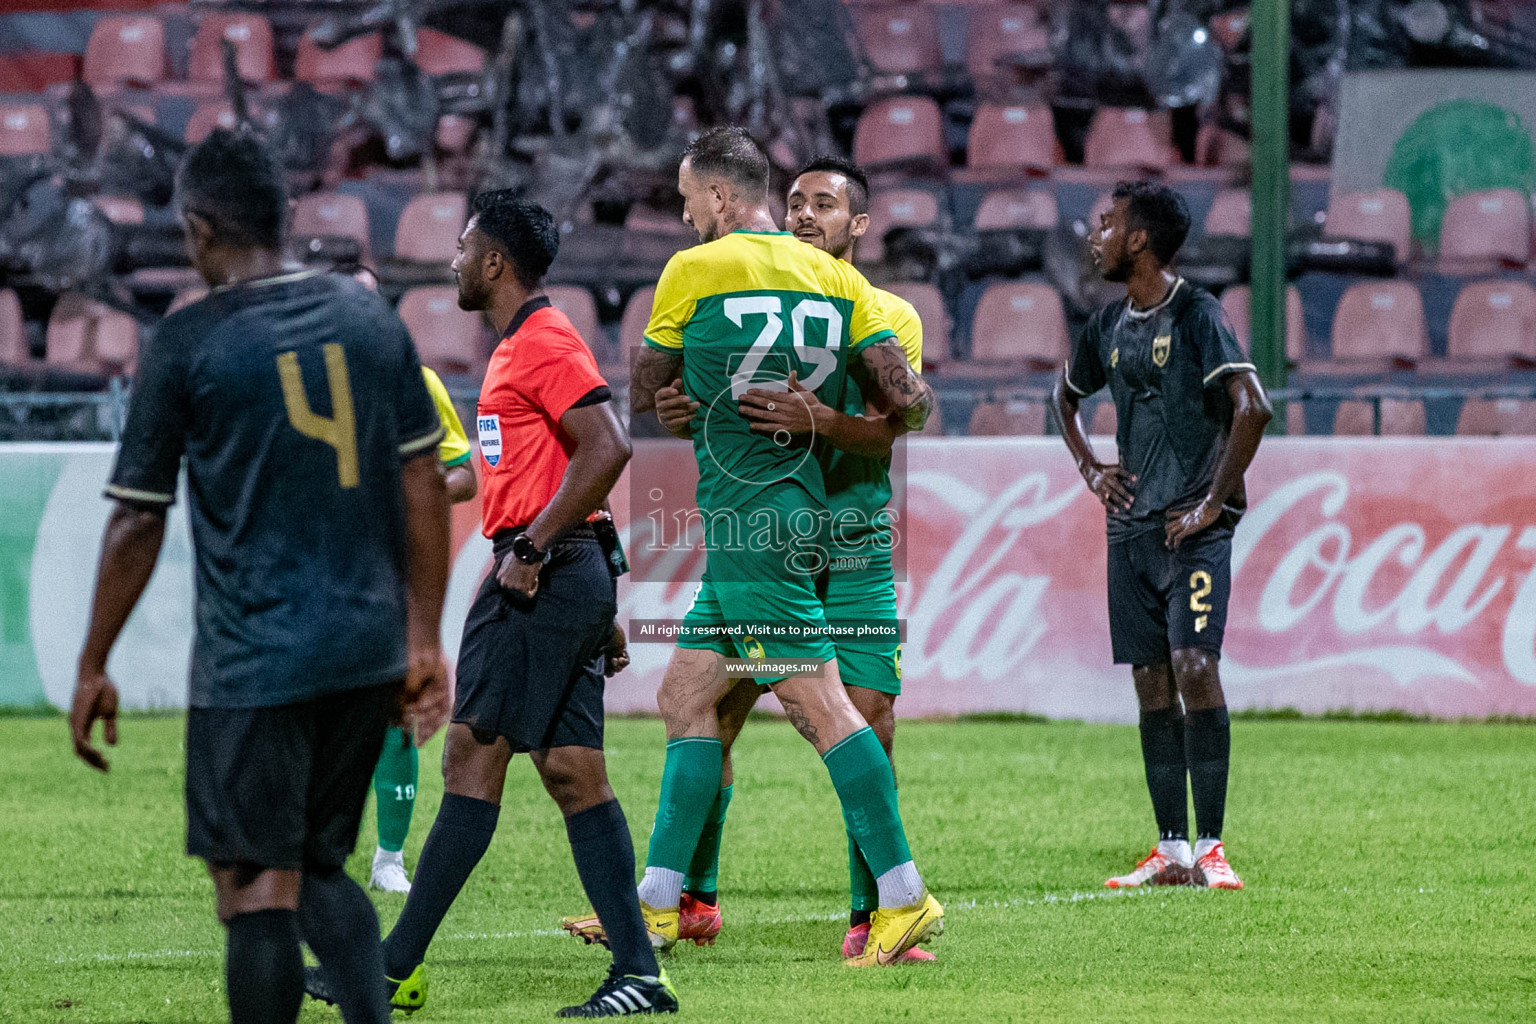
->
<box><xmin>185</xmin><ymin>681</ymin><xmax>396</xmax><ymax>871</ymax></box>
<box><xmin>1105</xmin><ymin>524</ymin><xmax>1233</xmax><ymax>666</ymax></box>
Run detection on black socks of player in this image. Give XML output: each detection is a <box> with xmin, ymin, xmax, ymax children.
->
<box><xmin>1186</xmin><ymin>706</ymin><xmax>1231</xmax><ymax>840</ymax></box>
<box><xmin>565</xmin><ymin>799</ymin><xmax>660</xmax><ymax>978</ymax></box>
<box><xmin>300</xmin><ymin>868</ymin><xmax>392</xmax><ymax>1024</ymax></box>
<box><xmin>383</xmin><ymin>793</ymin><xmax>500</xmax><ymax>979</ymax></box>
<box><xmin>1138</xmin><ymin>708</ymin><xmax>1189</xmax><ymax>841</ymax></box>
<box><xmin>225</xmin><ymin>908</ymin><xmax>302</xmax><ymax>1024</ymax></box>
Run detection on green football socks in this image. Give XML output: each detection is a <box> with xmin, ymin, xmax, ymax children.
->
<box><xmin>683</xmin><ymin>784</ymin><xmax>733</xmax><ymax>896</ymax></box>
<box><xmin>822</xmin><ymin>726</ymin><xmax>913</xmax><ymax>877</ymax></box>
<box><xmin>848</xmin><ymin>834</ymin><xmax>879</xmax><ymax>914</ymax></box>
<box><xmin>373</xmin><ymin>726</ymin><xmax>418</xmax><ymax>854</ymax></box>
<box><xmin>638</xmin><ymin>737</ymin><xmax>724</xmax><ymax>908</ymax></box>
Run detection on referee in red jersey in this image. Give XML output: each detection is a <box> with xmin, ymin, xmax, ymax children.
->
<box><xmin>308</xmin><ymin>193</ymin><xmax>677</xmax><ymax>1017</ymax></box>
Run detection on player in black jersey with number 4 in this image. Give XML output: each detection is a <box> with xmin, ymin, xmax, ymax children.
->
<box><xmin>1050</xmin><ymin>181</ymin><xmax>1272</xmax><ymax>891</ymax></box>
<box><xmin>69</xmin><ymin>129</ymin><xmax>452</xmax><ymax>1024</ymax></box>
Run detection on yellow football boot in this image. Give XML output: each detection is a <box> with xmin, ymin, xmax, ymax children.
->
<box><xmin>386</xmin><ymin>963</ymin><xmax>429</xmax><ymax>1015</ymax></box>
<box><xmin>560</xmin><ymin>901</ymin><xmax>679</xmax><ymax>952</ymax></box>
<box><xmin>844</xmin><ymin>890</ymin><xmax>944</xmax><ymax>967</ymax></box>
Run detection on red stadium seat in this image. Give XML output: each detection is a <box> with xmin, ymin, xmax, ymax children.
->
<box><xmin>860</xmin><ymin>188</ymin><xmax>940</xmax><ymax>264</ymax></box>
<box><xmin>413</xmin><ymin>28</ymin><xmax>488</xmax><ymax>75</ymax></box>
<box><xmin>968</xmin><ymin>398</ymin><xmax>1046</xmax><ymax>436</ymax></box>
<box><xmin>293</xmin><ymin>192</ymin><xmax>372</xmax><ymax>262</ymax></box>
<box><xmin>188</xmin><ymin>13</ymin><xmax>275</xmax><ymax>84</ymax></box>
<box><xmin>184</xmin><ymin>101</ymin><xmax>242</xmax><ymax>144</ymax></box>
<box><xmin>969</xmin><ymin>282</ymin><xmax>1068</xmax><ymax>366</ymax></box>
<box><xmin>0</xmin><ymin>289</ymin><xmax>29</xmax><ymax>367</ymax></box>
<box><xmin>1329</xmin><ymin>281</ymin><xmax>1428</xmax><ymax>362</ymax></box>
<box><xmin>964</xmin><ymin>103</ymin><xmax>1059</xmax><ymax>177</ymax></box>
<box><xmin>620</xmin><ymin>285</ymin><xmax>656</xmax><ymax>360</ymax></box>
<box><xmin>436</xmin><ymin>114</ymin><xmax>476</xmax><ymax>154</ymax></box>
<box><xmin>0</xmin><ymin>104</ymin><xmax>50</xmax><ymax>157</ymax></box>
<box><xmin>1447</xmin><ymin>279</ymin><xmax>1536</xmax><ymax>361</ymax></box>
<box><xmin>544</xmin><ymin>285</ymin><xmax>602</xmax><ymax>346</ymax></box>
<box><xmin>1324</xmin><ymin>189</ymin><xmax>1412</xmax><ymax>262</ymax></box>
<box><xmin>296</xmin><ymin>31</ymin><xmax>383</xmax><ymax>87</ymax></box>
<box><xmin>882</xmin><ymin>281</ymin><xmax>949</xmax><ymax>370</ymax></box>
<box><xmin>398</xmin><ymin>286</ymin><xmax>483</xmax><ymax>375</ymax></box>
<box><xmin>965</xmin><ymin>4</ymin><xmax>1049</xmax><ymax>87</ymax></box>
<box><xmin>852</xmin><ymin>97</ymin><xmax>947</xmax><ymax>174</ymax></box>
<box><xmin>1083</xmin><ymin>108</ymin><xmax>1177</xmax><ymax>170</ymax></box>
<box><xmin>973</xmin><ymin>188</ymin><xmax>1056</xmax><ymax>230</ymax></box>
<box><xmin>1440</xmin><ymin>189</ymin><xmax>1531</xmax><ymax>268</ymax></box>
<box><xmin>1333</xmin><ymin>398</ymin><xmax>1426</xmax><ymax>436</ymax></box>
<box><xmin>1088</xmin><ymin>400</ymin><xmax>1116</xmax><ymax>435</ymax></box>
<box><xmin>393</xmin><ymin>193</ymin><xmax>467</xmax><ymax>263</ymax></box>
<box><xmin>1219</xmin><ymin>284</ymin><xmax>1306</xmax><ymax>361</ymax></box>
<box><xmin>852</xmin><ymin>6</ymin><xmax>943</xmax><ymax>76</ymax></box>
<box><xmin>93</xmin><ymin>196</ymin><xmax>145</xmax><ymax>225</ymax></box>
<box><xmin>1204</xmin><ymin>188</ymin><xmax>1251</xmax><ymax>238</ymax></box>
<box><xmin>46</xmin><ymin>293</ymin><xmax>138</xmax><ymax>375</ymax></box>
<box><xmin>1456</xmin><ymin>399</ymin><xmax>1536</xmax><ymax>436</ymax></box>
<box><xmin>84</xmin><ymin>16</ymin><xmax>165</xmax><ymax>88</ymax></box>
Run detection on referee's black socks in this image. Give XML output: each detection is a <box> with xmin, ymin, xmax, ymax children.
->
<box><xmin>383</xmin><ymin>793</ymin><xmax>500</xmax><ymax>979</ymax></box>
<box><xmin>1138</xmin><ymin>708</ymin><xmax>1189</xmax><ymax>842</ymax></box>
<box><xmin>566</xmin><ymin>799</ymin><xmax>660</xmax><ymax>978</ymax></box>
<box><xmin>300</xmin><ymin>868</ymin><xmax>391</xmax><ymax>1024</ymax></box>
<box><xmin>225</xmin><ymin>908</ymin><xmax>302</xmax><ymax>1024</ymax></box>
<box><xmin>1186</xmin><ymin>706</ymin><xmax>1231</xmax><ymax>840</ymax></box>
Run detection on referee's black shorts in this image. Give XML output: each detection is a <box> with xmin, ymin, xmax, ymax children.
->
<box><xmin>185</xmin><ymin>681</ymin><xmax>396</xmax><ymax>872</ymax></box>
<box><xmin>1106</xmin><ymin>523</ymin><xmax>1233</xmax><ymax>666</ymax></box>
<box><xmin>454</xmin><ymin>528</ymin><xmax>617</xmax><ymax>753</ymax></box>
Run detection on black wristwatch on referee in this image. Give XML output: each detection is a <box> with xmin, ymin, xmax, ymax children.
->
<box><xmin>512</xmin><ymin>533</ymin><xmax>551</xmax><ymax>566</ymax></box>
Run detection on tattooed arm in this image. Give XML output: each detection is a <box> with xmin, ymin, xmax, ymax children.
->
<box><xmin>858</xmin><ymin>338</ymin><xmax>934</xmax><ymax>433</ymax></box>
<box><xmin>630</xmin><ymin>346</ymin><xmax>684</xmax><ymax>419</ymax></box>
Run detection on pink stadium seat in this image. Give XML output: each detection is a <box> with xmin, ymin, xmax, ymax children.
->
<box><xmin>860</xmin><ymin>188</ymin><xmax>940</xmax><ymax>264</ymax></box>
<box><xmin>620</xmin><ymin>286</ymin><xmax>656</xmax><ymax>358</ymax></box>
<box><xmin>436</xmin><ymin>114</ymin><xmax>476</xmax><ymax>154</ymax></box>
<box><xmin>1204</xmin><ymin>188</ymin><xmax>1251</xmax><ymax>237</ymax></box>
<box><xmin>188</xmin><ymin>13</ymin><xmax>275</xmax><ymax>84</ymax></box>
<box><xmin>1329</xmin><ymin>281</ymin><xmax>1428</xmax><ymax>362</ymax></box>
<box><xmin>0</xmin><ymin>104</ymin><xmax>50</xmax><ymax>156</ymax></box>
<box><xmin>969</xmin><ymin>282</ymin><xmax>1068</xmax><ymax>365</ymax></box>
<box><xmin>296</xmin><ymin>31</ymin><xmax>383</xmax><ymax>86</ymax></box>
<box><xmin>1219</xmin><ymin>284</ymin><xmax>1306</xmax><ymax>361</ymax></box>
<box><xmin>293</xmin><ymin>192</ymin><xmax>372</xmax><ymax>261</ymax></box>
<box><xmin>1083</xmin><ymin>108</ymin><xmax>1177</xmax><ymax>170</ymax></box>
<box><xmin>1088</xmin><ymin>400</ymin><xmax>1116</xmax><ymax>435</ymax></box>
<box><xmin>398</xmin><ymin>286</ymin><xmax>482</xmax><ymax>375</ymax></box>
<box><xmin>1440</xmin><ymin>189</ymin><xmax>1531</xmax><ymax>268</ymax></box>
<box><xmin>964</xmin><ymin>103</ymin><xmax>1059</xmax><ymax>176</ymax></box>
<box><xmin>1193</xmin><ymin>124</ymin><xmax>1250</xmax><ymax>168</ymax></box>
<box><xmin>544</xmin><ymin>285</ymin><xmax>602</xmax><ymax>345</ymax></box>
<box><xmin>973</xmin><ymin>188</ymin><xmax>1057</xmax><ymax>230</ymax></box>
<box><xmin>1456</xmin><ymin>399</ymin><xmax>1536</xmax><ymax>436</ymax></box>
<box><xmin>968</xmin><ymin>398</ymin><xmax>1046</xmax><ymax>436</ymax></box>
<box><xmin>1333</xmin><ymin>398</ymin><xmax>1426</xmax><ymax>436</ymax></box>
<box><xmin>1447</xmin><ymin>279</ymin><xmax>1536</xmax><ymax>361</ymax></box>
<box><xmin>46</xmin><ymin>293</ymin><xmax>138</xmax><ymax>375</ymax></box>
<box><xmin>882</xmin><ymin>281</ymin><xmax>949</xmax><ymax>370</ymax></box>
<box><xmin>393</xmin><ymin>193</ymin><xmax>467</xmax><ymax>263</ymax></box>
<box><xmin>965</xmin><ymin>4</ymin><xmax>1049</xmax><ymax>85</ymax></box>
<box><xmin>0</xmin><ymin>289</ymin><xmax>29</xmax><ymax>367</ymax></box>
<box><xmin>84</xmin><ymin>16</ymin><xmax>165</xmax><ymax>88</ymax></box>
<box><xmin>184</xmin><ymin>101</ymin><xmax>242</xmax><ymax>144</ymax></box>
<box><xmin>852</xmin><ymin>97</ymin><xmax>946</xmax><ymax>173</ymax></box>
<box><xmin>92</xmin><ymin>196</ymin><xmax>144</xmax><ymax>225</ymax></box>
<box><xmin>852</xmin><ymin>6</ymin><xmax>943</xmax><ymax>76</ymax></box>
<box><xmin>1324</xmin><ymin>189</ymin><xmax>1412</xmax><ymax>261</ymax></box>
<box><xmin>413</xmin><ymin>27</ymin><xmax>488</xmax><ymax>75</ymax></box>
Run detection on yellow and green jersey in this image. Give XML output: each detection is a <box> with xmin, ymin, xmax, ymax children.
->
<box><xmin>820</xmin><ymin>287</ymin><xmax>922</xmax><ymax>552</ymax></box>
<box><xmin>645</xmin><ymin>230</ymin><xmax>896</xmax><ymax>512</ymax></box>
<box><xmin>421</xmin><ymin>366</ymin><xmax>472</xmax><ymax>468</ymax></box>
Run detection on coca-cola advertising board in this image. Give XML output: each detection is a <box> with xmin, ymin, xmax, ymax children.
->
<box><xmin>7</xmin><ymin>439</ymin><xmax>1536</xmax><ymax>720</ymax></box>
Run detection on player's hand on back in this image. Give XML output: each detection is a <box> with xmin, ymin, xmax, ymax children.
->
<box><xmin>1165</xmin><ymin>497</ymin><xmax>1221</xmax><ymax>549</ymax></box>
<box><xmin>401</xmin><ymin>644</ymin><xmax>451</xmax><ymax>746</ymax></box>
<box><xmin>739</xmin><ymin>371</ymin><xmax>825</xmax><ymax>435</ymax></box>
<box><xmin>69</xmin><ymin>668</ymin><xmax>120</xmax><ymax>772</ymax></box>
<box><xmin>1084</xmin><ymin>463</ymin><xmax>1136</xmax><ymax>513</ymax></box>
<box><xmin>604</xmin><ymin>623</ymin><xmax>630</xmax><ymax>678</ymax></box>
<box><xmin>654</xmin><ymin>379</ymin><xmax>699</xmax><ymax>439</ymax></box>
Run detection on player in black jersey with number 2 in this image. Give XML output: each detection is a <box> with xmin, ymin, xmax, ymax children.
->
<box><xmin>1050</xmin><ymin>181</ymin><xmax>1272</xmax><ymax>891</ymax></box>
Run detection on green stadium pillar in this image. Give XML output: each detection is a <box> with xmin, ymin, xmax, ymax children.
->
<box><xmin>1250</xmin><ymin>0</ymin><xmax>1290</xmax><ymax>431</ymax></box>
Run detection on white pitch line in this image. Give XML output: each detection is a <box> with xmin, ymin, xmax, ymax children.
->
<box><xmin>50</xmin><ymin>889</ymin><xmax>1148</xmax><ymax>965</ymax></box>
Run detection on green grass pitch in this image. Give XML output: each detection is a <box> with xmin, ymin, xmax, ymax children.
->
<box><xmin>3</xmin><ymin>713</ymin><xmax>1533</xmax><ymax>1022</ymax></box>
